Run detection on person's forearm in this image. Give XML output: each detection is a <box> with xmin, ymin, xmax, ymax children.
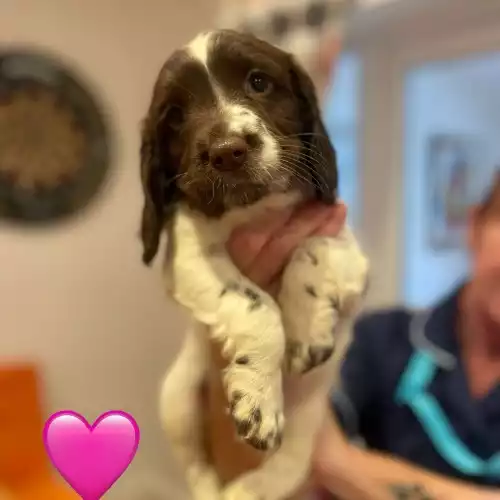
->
<box><xmin>313</xmin><ymin>416</ymin><xmax>395</xmax><ymax>500</ymax></box>
<box><xmin>344</xmin><ymin>445</ymin><xmax>495</xmax><ymax>500</ymax></box>
<box><xmin>315</xmin><ymin>454</ymin><xmax>396</xmax><ymax>500</ymax></box>
<box><xmin>315</xmin><ymin>414</ymin><xmax>499</xmax><ymax>500</ymax></box>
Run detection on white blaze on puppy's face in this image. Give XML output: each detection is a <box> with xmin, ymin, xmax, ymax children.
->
<box><xmin>186</xmin><ymin>31</ymin><xmax>211</xmax><ymax>68</ymax></box>
<box><xmin>186</xmin><ymin>31</ymin><xmax>280</xmax><ymax>175</ymax></box>
<box><xmin>220</xmin><ymin>100</ymin><xmax>280</xmax><ymax>173</ymax></box>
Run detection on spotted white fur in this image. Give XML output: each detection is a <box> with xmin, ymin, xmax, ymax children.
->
<box><xmin>158</xmin><ymin>31</ymin><xmax>369</xmax><ymax>500</ymax></box>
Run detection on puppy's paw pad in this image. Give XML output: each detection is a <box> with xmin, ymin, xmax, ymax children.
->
<box><xmin>286</xmin><ymin>339</ymin><xmax>336</xmax><ymax>374</ymax></box>
<box><xmin>228</xmin><ymin>389</ymin><xmax>284</xmax><ymax>451</ymax></box>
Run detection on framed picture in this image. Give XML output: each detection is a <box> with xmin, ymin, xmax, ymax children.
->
<box><xmin>426</xmin><ymin>134</ymin><xmax>481</xmax><ymax>250</ymax></box>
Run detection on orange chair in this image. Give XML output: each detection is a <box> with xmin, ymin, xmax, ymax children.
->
<box><xmin>0</xmin><ymin>364</ymin><xmax>77</xmax><ymax>499</ymax></box>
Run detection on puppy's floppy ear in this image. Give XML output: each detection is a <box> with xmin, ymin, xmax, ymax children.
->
<box><xmin>289</xmin><ymin>56</ymin><xmax>338</xmax><ymax>204</ymax></box>
<box><xmin>140</xmin><ymin>84</ymin><xmax>180</xmax><ymax>266</ymax></box>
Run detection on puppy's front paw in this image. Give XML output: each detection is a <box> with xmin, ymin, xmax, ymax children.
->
<box><xmin>227</xmin><ymin>372</ymin><xmax>284</xmax><ymax>451</ymax></box>
<box><xmin>280</xmin><ymin>230</ymin><xmax>369</xmax><ymax>375</ymax></box>
<box><xmin>281</xmin><ymin>276</ymin><xmax>341</xmax><ymax>375</ymax></box>
<box><xmin>223</xmin><ymin>482</ymin><xmax>263</xmax><ymax>500</ymax></box>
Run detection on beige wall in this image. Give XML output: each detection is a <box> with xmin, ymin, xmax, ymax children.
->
<box><xmin>0</xmin><ymin>1</ymin><xmax>215</xmax><ymax>497</ymax></box>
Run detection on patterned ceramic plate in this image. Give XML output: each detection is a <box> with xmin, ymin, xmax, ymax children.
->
<box><xmin>0</xmin><ymin>49</ymin><xmax>111</xmax><ymax>224</ymax></box>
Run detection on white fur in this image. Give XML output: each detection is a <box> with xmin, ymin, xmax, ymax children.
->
<box><xmin>220</xmin><ymin>100</ymin><xmax>279</xmax><ymax>170</ymax></box>
<box><xmin>187</xmin><ymin>32</ymin><xmax>211</xmax><ymax>67</ymax></box>
<box><xmin>159</xmin><ymin>193</ymin><xmax>368</xmax><ymax>500</ymax></box>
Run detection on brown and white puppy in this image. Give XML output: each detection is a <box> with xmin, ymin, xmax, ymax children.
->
<box><xmin>140</xmin><ymin>30</ymin><xmax>368</xmax><ymax>500</ymax></box>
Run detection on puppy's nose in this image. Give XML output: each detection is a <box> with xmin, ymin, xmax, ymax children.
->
<box><xmin>209</xmin><ymin>137</ymin><xmax>248</xmax><ymax>171</ymax></box>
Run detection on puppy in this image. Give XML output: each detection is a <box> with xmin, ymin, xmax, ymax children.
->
<box><xmin>139</xmin><ymin>29</ymin><xmax>369</xmax><ymax>500</ymax></box>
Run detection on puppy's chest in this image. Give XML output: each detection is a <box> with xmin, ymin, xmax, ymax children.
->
<box><xmin>163</xmin><ymin>192</ymin><xmax>302</xmax><ymax>287</ymax></box>
<box><xmin>186</xmin><ymin>190</ymin><xmax>302</xmax><ymax>241</ymax></box>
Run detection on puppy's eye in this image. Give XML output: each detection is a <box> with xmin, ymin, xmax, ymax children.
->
<box><xmin>246</xmin><ymin>71</ymin><xmax>273</xmax><ymax>95</ymax></box>
<box><xmin>166</xmin><ymin>106</ymin><xmax>184</xmax><ymax>130</ymax></box>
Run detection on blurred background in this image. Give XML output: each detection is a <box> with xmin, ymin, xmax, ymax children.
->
<box><xmin>1</xmin><ymin>0</ymin><xmax>500</xmax><ymax>498</ymax></box>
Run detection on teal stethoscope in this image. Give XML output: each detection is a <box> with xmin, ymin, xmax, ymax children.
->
<box><xmin>395</xmin><ymin>310</ymin><xmax>500</xmax><ymax>478</ymax></box>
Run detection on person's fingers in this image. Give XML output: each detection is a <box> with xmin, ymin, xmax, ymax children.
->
<box><xmin>227</xmin><ymin>207</ymin><xmax>294</xmax><ymax>274</ymax></box>
<box><xmin>314</xmin><ymin>202</ymin><xmax>347</xmax><ymax>237</ymax></box>
<box><xmin>246</xmin><ymin>203</ymin><xmax>335</xmax><ymax>286</ymax></box>
<box><xmin>227</xmin><ymin>201</ymin><xmax>347</xmax><ymax>291</ymax></box>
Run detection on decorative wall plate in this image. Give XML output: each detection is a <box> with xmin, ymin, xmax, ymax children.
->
<box><xmin>0</xmin><ymin>49</ymin><xmax>111</xmax><ymax>224</ymax></box>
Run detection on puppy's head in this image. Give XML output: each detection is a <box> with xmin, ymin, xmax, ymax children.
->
<box><xmin>140</xmin><ymin>30</ymin><xmax>338</xmax><ymax>264</ymax></box>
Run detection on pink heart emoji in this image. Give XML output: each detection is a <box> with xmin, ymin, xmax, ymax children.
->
<box><xmin>43</xmin><ymin>410</ymin><xmax>140</xmax><ymax>500</ymax></box>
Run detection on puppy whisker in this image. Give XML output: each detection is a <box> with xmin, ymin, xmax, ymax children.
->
<box><xmin>277</xmin><ymin>160</ymin><xmax>322</xmax><ymax>191</ymax></box>
<box><xmin>278</xmin><ymin>158</ymin><xmax>330</xmax><ymax>193</ymax></box>
<box><xmin>278</xmin><ymin>152</ymin><xmax>331</xmax><ymax>185</ymax></box>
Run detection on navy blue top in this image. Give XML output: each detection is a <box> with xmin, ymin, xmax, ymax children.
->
<box><xmin>331</xmin><ymin>287</ymin><xmax>500</xmax><ymax>487</ymax></box>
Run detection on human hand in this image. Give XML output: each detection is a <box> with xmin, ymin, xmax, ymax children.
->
<box><xmin>227</xmin><ymin>202</ymin><xmax>347</xmax><ymax>295</ymax></box>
